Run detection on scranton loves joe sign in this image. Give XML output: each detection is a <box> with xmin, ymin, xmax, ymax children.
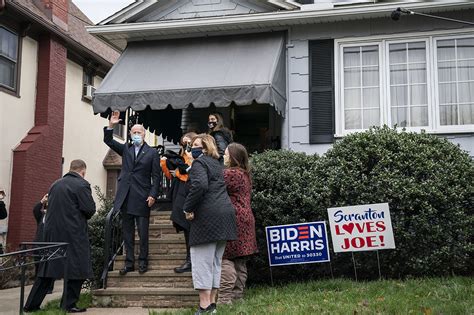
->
<box><xmin>265</xmin><ymin>222</ymin><xmax>330</xmax><ymax>266</ymax></box>
<box><xmin>327</xmin><ymin>203</ymin><xmax>395</xmax><ymax>253</ymax></box>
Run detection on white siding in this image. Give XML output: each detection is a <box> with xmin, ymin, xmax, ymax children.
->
<box><xmin>0</xmin><ymin>36</ymin><xmax>38</xmax><ymax>224</ymax></box>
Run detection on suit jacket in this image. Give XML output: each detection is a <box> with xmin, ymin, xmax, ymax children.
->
<box><xmin>39</xmin><ymin>172</ymin><xmax>96</xmax><ymax>280</ymax></box>
<box><xmin>103</xmin><ymin>127</ymin><xmax>161</xmax><ymax>217</ymax></box>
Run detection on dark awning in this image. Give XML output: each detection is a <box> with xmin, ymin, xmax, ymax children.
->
<box><xmin>92</xmin><ymin>32</ymin><xmax>286</xmax><ymax>117</ymax></box>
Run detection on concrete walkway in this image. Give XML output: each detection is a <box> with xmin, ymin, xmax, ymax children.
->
<box><xmin>0</xmin><ymin>280</ymin><xmax>64</xmax><ymax>315</ymax></box>
<box><xmin>0</xmin><ymin>282</ymin><xmax>184</xmax><ymax>314</ymax></box>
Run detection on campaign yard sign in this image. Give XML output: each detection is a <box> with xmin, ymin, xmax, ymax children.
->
<box><xmin>327</xmin><ymin>203</ymin><xmax>395</xmax><ymax>253</ymax></box>
<box><xmin>265</xmin><ymin>222</ymin><xmax>330</xmax><ymax>266</ymax></box>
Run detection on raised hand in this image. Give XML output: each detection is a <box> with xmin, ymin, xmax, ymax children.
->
<box><xmin>109</xmin><ymin>111</ymin><xmax>122</xmax><ymax>128</ymax></box>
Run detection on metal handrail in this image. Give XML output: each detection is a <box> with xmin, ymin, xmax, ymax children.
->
<box><xmin>0</xmin><ymin>242</ymin><xmax>68</xmax><ymax>315</ymax></box>
<box><xmin>100</xmin><ymin>165</ymin><xmax>173</xmax><ymax>289</ymax></box>
<box><xmin>100</xmin><ymin>207</ymin><xmax>122</xmax><ymax>289</ymax></box>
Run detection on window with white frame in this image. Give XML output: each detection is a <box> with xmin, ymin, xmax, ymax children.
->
<box><xmin>0</xmin><ymin>26</ymin><xmax>19</xmax><ymax>91</ymax></box>
<box><xmin>337</xmin><ymin>33</ymin><xmax>474</xmax><ymax>134</ymax></box>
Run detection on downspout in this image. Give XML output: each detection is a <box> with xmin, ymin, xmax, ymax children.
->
<box><xmin>284</xmin><ymin>28</ymin><xmax>292</xmax><ymax>150</ymax></box>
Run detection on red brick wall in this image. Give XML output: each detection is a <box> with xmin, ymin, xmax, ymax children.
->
<box><xmin>7</xmin><ymin>35</ymin><xmax>66</xmax><ymax>250</ymax></box>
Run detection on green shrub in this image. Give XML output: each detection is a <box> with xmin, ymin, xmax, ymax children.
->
<box><xmin>249</xmin><ymin>126</ymin><xmax>473</xmax><ymax>283</ymax></box>
<box><xmin>250</xmin><ymin>150</ymin><xmax>325</xmax><ymax>283</ymax></box>
<box><xmin>86</xmin><ymin>187</ymin><xmax>113</xmax><ymax>289</ymax></box>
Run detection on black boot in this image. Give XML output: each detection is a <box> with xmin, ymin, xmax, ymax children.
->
<box><xmin>175</xmin><ymin>230</ymin><xmax>191</xmax><ymax>273</ymax></box>
<box><xmin>174</xmin><ymin>259</ymin><xmax>191</xmax><ymax>273</ymax></box>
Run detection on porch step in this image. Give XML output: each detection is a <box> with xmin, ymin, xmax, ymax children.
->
<box><xmin>95</xmin><ymin>210</ymin><xmax>194</xmax><ymax>309</ymax></box>
<box><xmin>115</xmin><ymin>254</ymin><xmax>187</xmax><ymax>271</ymax></box>
<box><xmin>135</xmin><ymin>239</ymin><xmax>187</xmax><ymax>255</ymax></box>
<box><xmin>93</xmin><ymin>287</ymin><xmax>198</xmax><ymax>308</ymax></box>
<box><xmin>107</xmin><ymin>270</ymin><xmax>192</xmax><ymax>288</ymax></box>
<box><xmin>136</xmin><ymin>224</ymin><xmax>181</xmax><ymax>239</ymax></box>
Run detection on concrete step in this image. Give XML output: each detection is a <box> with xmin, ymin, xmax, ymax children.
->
<box><xmin>150</xmin><ymin>211</ymin><xmax>172</xmax><ymax>225</ymax></box>
<box><xmin>134</xmin><ymin>239</ymin><xmax>187</xmax><ymax>255</ymax></box>
<box><xmin>115</xmin><ymin>254</ymin><xmax>188</xmax><ymax>271</ymax></box>
<box><xmin>136</xmin><ymin>224</ymin><xmax>181</xmax><ymax>239</ymax></box>
<box><xmin>93</xmin><ymin>288</ymin><xmax>198</xmax><ymax>308</ymax></box>
<box><xmin>107</xmin><ymin>270</ymin><xmax>192</xmax><ymax>288</ymax></box>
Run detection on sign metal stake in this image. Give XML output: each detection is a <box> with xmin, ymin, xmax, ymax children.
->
<box><xmin>376</xmin><ymin>250</ymin><xmax>382</xmax><ymax>280</ymax></box>
<box><xmin>351</xmin><ymin>252</ymin><xmax>358</xmax><ymax>281</ymax></box>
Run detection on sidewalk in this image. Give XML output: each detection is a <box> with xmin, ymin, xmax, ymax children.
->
<box><xmin>0</xmin><ymin>282</ymin><xmax>183</xmax><ymax>314</ymax></box>
<box><xmin>0</xmin><ymin>280</ymin><xmax>64</xmax><ymax>315</ymax></box>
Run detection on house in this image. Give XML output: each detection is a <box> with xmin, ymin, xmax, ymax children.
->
<box><xmin>88</xmin><ymin>0</ymin><xmax>474</xmax><ymax>157</ymax></box>
<box><xmin>0</xmin><ymin>0</ymin><xmax>124</xmax><ymax>249</ymax></box>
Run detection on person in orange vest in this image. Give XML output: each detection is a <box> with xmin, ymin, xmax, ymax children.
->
<box><xmin>161</xmin><ymin>132</ymin><xmax>196</xmax><ymax>273</ymax></box>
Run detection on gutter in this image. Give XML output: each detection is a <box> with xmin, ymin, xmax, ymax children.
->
<box><xmin>87</xmin><ymin>0</ymin><xmax>474</xmax><ymax>38</ymax></box>
<box><xmin>7</xmin><ymin>1</ymin><xmax>117</xmax><ymax>72</ymax></box>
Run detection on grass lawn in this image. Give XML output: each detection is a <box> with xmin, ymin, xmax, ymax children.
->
<box><xmin>30</xmin><ymin>292</ymin><xmax>91</xmax><ymax>315</ymax></box>
<box><xmin>173</xmin><ymin>277</ymin><xmax>473</xmax><ymax>315</ymax></box>
<box><xmin>32</xmin><ymin>277</ymin><xmax>473</xmax><ymax>314</ymax></box>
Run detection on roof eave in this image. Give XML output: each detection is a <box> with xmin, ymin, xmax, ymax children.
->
<box><xmin>87</xmin><ymin>0</ymin><xmax>474</xmax><ymax>50</ymax></box>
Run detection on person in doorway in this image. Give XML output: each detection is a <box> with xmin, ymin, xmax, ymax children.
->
<box><xmin>207</xmin><ymin>113</ymin><xmax>233</xmax><ymax>162</ymax></box>
<box><xmin>104</xmin><ymin>111</ymin><xmax>161</xmax><ymax>275</ymax></box>
<box><xmin>24</xmin><ymin>159</ymin><xmax>96</xmax><ymax>313</ymax></box>
<box><xmin>218</xmin><ymin>143</ymin><xmax>258</xmax><ymax>305</ymax></box>
<box><xmin>161</xmin><ymin>132</ymin><xmax>196</xmax><ymax>273</ymax></box>
<box><xmin>0</xmin><ymin>189</ymin><xmax>7</xmax><ymax>255</ymax></box>
<box><xmin>183</xmin><ymin>134</ymin><xmax>237</xmax><ymax>315</ymax></box>
<box><xmin>32</xmin><ymin>193</ymin><xmax>55</xmax><ymax>294</ymax></box>
<box><xmin>0</xmin><ymin>189</ymin><xmax>7</xmax><ymax>220</ymax></box>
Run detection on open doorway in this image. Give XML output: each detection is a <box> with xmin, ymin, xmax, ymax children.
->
<box><xmin>184</xmin><ymin>103</ymin><xmax>282</xmax><ymax>153</ymax></box>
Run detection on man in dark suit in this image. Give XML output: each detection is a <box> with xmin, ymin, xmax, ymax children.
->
<box><xmin>24</xmin><ymin>159</ymin><xmax>96</xmax><ymax>313</ymax></box>
<box><xmin>104</xmin><ymin>111</ymin><xmax>161</xmax><ymax>275</ymax></box>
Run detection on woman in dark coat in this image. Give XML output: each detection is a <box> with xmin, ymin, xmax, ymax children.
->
<box><xmin>161</xmin><ymin>132</ymin><xmax>196</xmax><ymax>273</ymax></box>
<box><xmin>207</xmin><ymin>113</ymin><xmax>233</xmax><ymax>162</ymax></box>
<box><xmin>218</xmin><ymin>143</ymin><xmax>258</xmax><ymax>305</ymax></box>
<box><xmin>183</xmin><ymin>134</ymin><xmax>237</xmax><ymax>315</ymax></box>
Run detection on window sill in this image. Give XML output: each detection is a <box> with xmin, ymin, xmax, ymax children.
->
<box><xmin>0</xmin><ymin>86</ymin><xmax>19</xmax><ymax>98</ymax></box>
<box><xmin>336</xmin><ymin>127</ymin><xmax>474</xmax><ymax>138</ymax></box>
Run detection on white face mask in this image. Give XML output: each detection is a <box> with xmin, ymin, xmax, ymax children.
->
<box><xmin>223</xmin><ymin>155</ymin><xmax>231</xmax><ymax>167</ymax></box>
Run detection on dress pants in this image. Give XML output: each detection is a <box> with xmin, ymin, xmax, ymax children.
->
<box><xmin>217</xmin><ymin>257</ymin><xmax>249</xmax><ymax>304</ymax></box>
<box><xmin>122</xmin><ymin>212</ymin><xmax>149</xmax><ymax>269</ymax></box>
<box><xmin>24</xmin><ymin>277</ymin><xmax>84</xmax><ymax>310</ymax></box>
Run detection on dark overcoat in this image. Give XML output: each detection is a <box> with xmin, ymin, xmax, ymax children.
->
<box><xmin>182</xmin><ymin>155</ymin><xmax>237</xmax><ymax>246</ymax></box>
<box><xmin>103</xmin><ymin>128</ymin><xmax>161</xmax><ymax>217</ymax></box>
<box><xmin>38</xmin><ymin>172</ymin><xmax>96</xmax><ymax>280</ymax></box>
<box><xmin>0</xmin><ymin>201</ymin><xmax>6</xmax><ymax>220</ymax></box>
<box><xmin>210</xmin><ymin>129</ymin><xmax>233</xmax><ymax>161</ymax></box>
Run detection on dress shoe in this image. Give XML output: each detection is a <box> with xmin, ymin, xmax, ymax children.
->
<box><xmin>174</xmin><ymin>260</ymin><xmax>191</xmax><ymax>273</ymax></box>
<box><xmin>119</xmin><ymin>267</ymin><xmax>134</xmax><ymax>275</ymax></box>
<box><xmin>138</xmin><ymin>266</ymin><xmax>148</xmax><ymax>274</ymax></box>
<box><xmin>23</xmin><ymin>306</ymin><xmax>41</xmax><ymax>313</ymax></box>
<box><xmin>66</xmin><ymin>306</ymin><xmax>87</xmax><ymax>313</ymax></box>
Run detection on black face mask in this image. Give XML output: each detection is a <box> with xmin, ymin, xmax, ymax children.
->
<box><xmin>208</xmin><ymin>121</ymin><xmax>217</xmax><ymax>129</ymax></box>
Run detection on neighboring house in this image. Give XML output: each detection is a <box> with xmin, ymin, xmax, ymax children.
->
<box><xmin>88</xmin><ymin>0</ymin><xmax>474</xmax><ymax>156</ymax></box>
<box><xmin>0</xmin><ymin>0</ymin><xmax>122</xmax><ymax>249</ymax></box>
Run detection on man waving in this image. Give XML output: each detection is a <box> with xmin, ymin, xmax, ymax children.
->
<box><xmin>104</xmin><ymin>111</ymin><xmax>161</xmax><ymax>275</ymax></box>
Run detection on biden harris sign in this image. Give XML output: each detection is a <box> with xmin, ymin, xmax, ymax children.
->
<box><xmin>265</xmin><ymin>222</ymin><xmax>330</xmax><ymax>266</ymax></box>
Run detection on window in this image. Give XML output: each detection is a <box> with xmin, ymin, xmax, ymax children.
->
<box><xmin>436</xmin><ymin>37</ymin><xmax>474</xmax><ymax>126</ymax></box>
<box><xmin>82</xmin><ymin>69</ymin><xmax>94</xmax><ymax>102</ymax></box>
<box><xmin>0</xmin><ymin>26</ymin><xmax>19</xmax><ymax>91</ymax></box>
<box><xmin>342</xmin><ymin>45</ymin><xmax>381</xmax><ymax>130</ymax></box>
<box><xmin>337</xmin><ymin>33</ymin><xmax>474</xmax><ymax>134</ymax></box>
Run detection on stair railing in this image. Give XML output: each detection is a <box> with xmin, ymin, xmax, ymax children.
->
<box><xmin>100</xmin><ymin>171</ymin><xmax>172</xmax><ymax>289</ymax></box>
